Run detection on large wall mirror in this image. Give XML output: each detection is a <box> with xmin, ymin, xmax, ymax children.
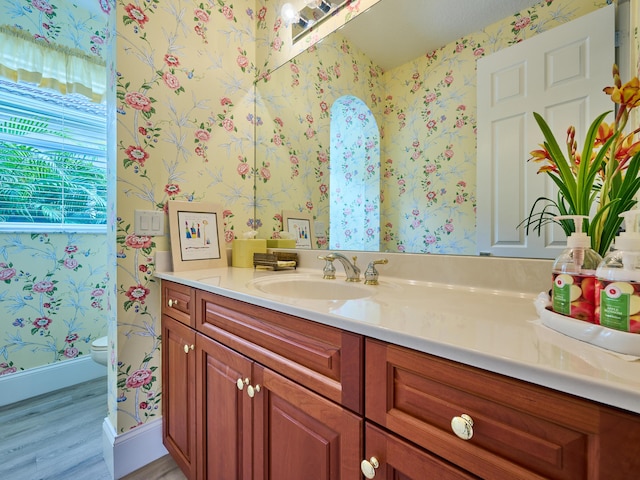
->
<box><xmin>254</xmin><ymin>0</ymin><xmax>629</xmax><ymax>258</ymax></box>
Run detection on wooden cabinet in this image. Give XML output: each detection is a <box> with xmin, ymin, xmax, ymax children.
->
<box><xmin>365</xmin><ymin>338</ymin><xmax>640</xmax><ymax>480</ymax></box>
<box><xmin>161</xmin><ymin>314</ymin><xmax>197</xmax><ymax>479</ymax></box>
<box><xmin>162</xmin><ymin>280</ymin><xmax>640</xmax><ymax>480</ymax></box>
<box><xmin>195</xmin><ymin>289</ymin><xmax>363</xmax><ymax>414</ymax></box>
<box><xmin>181</xmin><ymin>286</ymin><xmax>363</xmax><ymax>479</ymax></box>
<box><xmin>195</xmin><ymin>331</ymin><xmax>362</xmax><ymax>480</ymax></box>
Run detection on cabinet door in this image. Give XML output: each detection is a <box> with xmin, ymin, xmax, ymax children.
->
<box><xmin>364</xmin><ymin>423</ymin><xmax>478</xmax><ymax>480</ymax></box>
<box><xmin>252</xmin><ymin>364</ymin><xmax>362</xmax><ymax>480</ymax></box>
<box><xmin>196</xmin><ymin>333</ymin><xmax>253</xmax><ymax>480</ymax></box>
<box><xmin>162</xmin><ymin>315</ymin><xmax>197</xmax><ymax>479</ymax></box>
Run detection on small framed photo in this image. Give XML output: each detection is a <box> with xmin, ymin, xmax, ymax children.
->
<box><xmin>283</xmin><ymin>210</ymin><xmax>315</xmax><ymax>249</ymax></box>
<box><xmin>168</xmin><ymin>200</ymin><xmax>227</xmax><ymax>271</ymax></box>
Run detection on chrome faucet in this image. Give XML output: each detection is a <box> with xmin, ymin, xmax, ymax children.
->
<box><xmin>318</xmin><ymin>253</ymin><xmax>361</xmax><ymax>282</ymax></box>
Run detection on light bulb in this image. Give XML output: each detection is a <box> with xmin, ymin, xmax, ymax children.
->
<box><xmin>281</xmin><ymin>3</ymin><xmax>298</xmax><ymax>25</ymax></box>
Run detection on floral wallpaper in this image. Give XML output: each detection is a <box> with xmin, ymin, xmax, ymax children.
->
<box><xmin>255</xmin><ymin>0</ymin><xmax>607</xmax><ymax>254</ymax></box>
<box><xmin>114</xmin><ymin>0</ymin><xmax>256</xmax><ymax>432</ymax></box>
<box><xmin>0</xmin><ymin>233</ymin><xmax>109</xmax><ymax>375</ymax></box>
<box><xmin>1</xmin><ymin>0</ymin><xmax>110</xmax><ymax>60</ymax></box>
<box><xmin>0</xmin><ymin>0</ymin><xmax>110</xmax><ymax>375</ymax></box>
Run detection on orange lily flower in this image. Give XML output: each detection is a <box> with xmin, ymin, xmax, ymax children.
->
<box><xmin>613</xmin><ymin>134</ymin><xmax>640</xmax><ymax>165</ymax></box>
<box><xmin>595</xmin><ymin>121</ymin><xmax>615</xmax><ymax>147</ymax></box>
<box><xmin>538</xmin><ymin>164</ymin><xmax>559</xmax><ymax>174</ymax></box>
<box><xmin>604</xmin><ymin>77</ymin><xmax>640</xmax><ymax>108</ymax></box>
<box><xmin>530</xmin><ymin>146</ymin><xmax>551</xmax><ymax>163</ymax></box>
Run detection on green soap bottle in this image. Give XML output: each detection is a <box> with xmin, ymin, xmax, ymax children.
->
<box><xmin>596</xmin><ymin>210</ymin><xmax>640</xmax><ymax>332</ymax></box>
<box><xmin>552</xmin><ymin>215</ymin><xmax>602</xmax><ymax>323</ymax></box>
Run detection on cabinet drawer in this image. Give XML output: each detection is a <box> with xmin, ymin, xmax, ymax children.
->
<box><xmin>364</xmin><ymin>422</ymin><xmax>478</xmax><ymax>479</ymax></box>
<box><xmin>161</xmin><ymin>280</ymin><xmax>195</xmax><ymax>326</ymax></box>
<box><xmin>366</xmin><ymin>339</ymin><xmax>606</xmax><ymax>480</ymax></box>
<box><xmin>196</xmin><ymin>290</ymin><xmax>363</xmax><ymax>413</ymax></box>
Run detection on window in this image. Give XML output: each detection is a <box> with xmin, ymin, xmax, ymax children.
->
<box><xmin>0</xmin><ymin>78</ymin><xmax>107</xmax><ymax>230</ymax></box>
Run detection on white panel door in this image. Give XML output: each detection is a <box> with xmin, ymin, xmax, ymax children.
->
<box><xmin>476</xmin><ymin>5</ymin><xmax>615</xmax><ymax>259</ymax></box>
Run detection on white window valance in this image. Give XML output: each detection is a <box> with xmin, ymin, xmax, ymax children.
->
<box><xmin>0</xmin><ymin>25</ymin><xmax>106</xmax><ymax>103</ymax></box>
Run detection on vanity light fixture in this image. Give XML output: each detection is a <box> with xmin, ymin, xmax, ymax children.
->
<box><xmin>306</xmin><ymin>0</ymin><xmax>332</xmax><ymax>13</ymax></box>
<box><xmin>284</xmin><ymin>0</ymin><xmax>345</xmax><ymax>43</ymax></box>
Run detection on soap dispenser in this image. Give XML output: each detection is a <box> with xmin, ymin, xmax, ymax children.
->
<box><xmin>551</xmin><ymin>215</ymin><xmax>602</xmax><ymax>323</ymax></box>
<box><xmin>596</xmin><ymin>209</ymin><xmax>640</xmax><ymax>332</ymax></box>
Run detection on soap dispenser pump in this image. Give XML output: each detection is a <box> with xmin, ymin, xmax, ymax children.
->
<box><xmin>596</xmin><ymin>209</ymin><xmax>640</xmax><ymax>332</ymax></box>
<box><xmin>551</xmin><ymin>215</ymin><xmax>602</xmax><ymax>323</ymax></box>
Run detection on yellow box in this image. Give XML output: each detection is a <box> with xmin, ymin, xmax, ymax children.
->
<box><xmin>232</xmin><ymin>239</ymin><xmax>267</xmax><ymax>268</ymax></box>
<box><xmin>266</xmin><ymin>239</ymin><xmax>296</xmax><ymax>249</ymax></box>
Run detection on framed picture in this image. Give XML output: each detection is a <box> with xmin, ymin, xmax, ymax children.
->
<box><xmin>283</xmin><ymin>210</ymin><xmax>315</xmax><ymax>249</ymax></box>
<box><xmin>168</xmin><ymin>200</ymin><xmax>227</xmax><ymax>271</ymax></box>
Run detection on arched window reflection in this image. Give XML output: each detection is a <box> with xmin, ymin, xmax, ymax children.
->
<box><xmin>330</xmin><ymin>95</ymin><xmax>380</xmax><ymax>251</ymax></box>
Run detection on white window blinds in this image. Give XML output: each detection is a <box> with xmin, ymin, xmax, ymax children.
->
<box><xmin>0</xmin><ymin>78</ymin><xmax>107</xmax><ymax>228</ymax></box>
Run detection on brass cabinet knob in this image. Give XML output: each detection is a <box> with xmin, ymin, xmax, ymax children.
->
<box><xmin>247</xmin><ymin>384</ymin><xmax>261</xmax><ymax>398</ymax></box>
<box><xmin>451</xmin><ymin>414</ymin><xmax>474</xmax><ymax>440</ymax></box>
<box><xmin>183</xmin><ymin>344</ymin><xmax>194</xmax><ymax>354</ymax></box>
<box><xmin>236</xmin><ymin>378</ymin><xmax>249</xmax><ymax>391</ymax></box>
<box><xmin>360</xmin><ymin>457</ymin><xmax>379</xmax><ymax>478</ymax></box>
<box><xmin>168</xmin><ymin>298</ymin><xmax>178</xmax><ymax>307</ymax></box>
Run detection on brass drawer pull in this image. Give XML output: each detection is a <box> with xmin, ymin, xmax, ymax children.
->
<box><xmin>360</xmin><ymin>457</ymin><xmax>379</xmax><ymax>478</ymax></box>
<box><xmin>236</xmin><ymin>378</ymin><xmax>249</xmax><ymax>391</ymax></box>
<box><xmin>247</xmin><ymin>384</ymin><xmax>261</xmax><ymax>398</ymax></box>
<box><xmin>451</xmin><ymin>414</ymin><xmax>474</xmax><ymax>440</ymax></box>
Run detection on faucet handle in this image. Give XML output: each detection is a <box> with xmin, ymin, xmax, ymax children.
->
<box><xmin>318</xmin><ymin>255</ymin><xmax>336</xmax><ymax>279</ymax></box>
<box><xmin>364</xmin><ymin>259</ymin><xmax>388</xmax><ymax>285</ymax></box>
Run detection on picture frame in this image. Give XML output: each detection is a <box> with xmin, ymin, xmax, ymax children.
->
<box><xmin>283</xmin><ymin>210</ymin><xmax>315</xmax><ymax>249</ymax></box>
<box><xmin>168</xmin><ymin>200</ymin><xmax>227</xmax><ymax>271</ymax></box>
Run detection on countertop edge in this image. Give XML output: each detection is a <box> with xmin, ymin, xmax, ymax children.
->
<box><xmin>156</xmin><ymin>270</ymin><xmax>640</xmax><ymax>415</ymax></box>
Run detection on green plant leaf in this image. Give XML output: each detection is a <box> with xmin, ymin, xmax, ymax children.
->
<box><xmin>533</xmin><ymin>112</ymin><xmax>578</xmax><ymax>207</ymax></box>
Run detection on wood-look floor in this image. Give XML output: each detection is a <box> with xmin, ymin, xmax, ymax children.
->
<box><xmin>0</xmin><ymin>377</ymin><xmax>185</xmax><ymax>480</ymax></box>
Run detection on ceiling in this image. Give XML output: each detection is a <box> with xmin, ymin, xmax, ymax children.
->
<box><xmin>338</xmin><ymin>0</ymin><xmax>542</xmax><ymax>71</ymax></box>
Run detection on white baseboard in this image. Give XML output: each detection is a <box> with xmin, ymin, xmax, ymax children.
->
<box><xmin>0</xmin><ymin>355</ymin><xmax>106</xmax><ymax>407</ymax></box>
<box><xmin>102</xmin><ymin>416</ymin><xmax>168</xmax><ymax>479</ymax></box>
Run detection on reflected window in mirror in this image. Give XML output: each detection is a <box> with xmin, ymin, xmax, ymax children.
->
<box><xmin>330</xmin><ymin>95</ymin><xmax>380</xmax><ymax>251</ymax></box>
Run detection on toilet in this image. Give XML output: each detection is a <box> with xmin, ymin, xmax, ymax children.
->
<box><xmin>90</xmin><ymin>336</ymin><xmax>108</xmax><ymax>366</ymax></box>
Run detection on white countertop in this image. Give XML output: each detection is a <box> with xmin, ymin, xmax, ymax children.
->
<box><xmin>156</xmin><ymin>259</ymin><xmax>640</xmax><ymax>415</ymax></box>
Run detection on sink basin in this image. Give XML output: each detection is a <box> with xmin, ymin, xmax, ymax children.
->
<box><xmin>248</xmin><ymin>275</ymin><xmax>373</xmax><ymax>300</ymax></box>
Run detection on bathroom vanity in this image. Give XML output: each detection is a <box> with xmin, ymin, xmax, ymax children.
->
<box><xmin>157</xmin><ymin>253</ymin><xmax>640</xmax><ymax>479</ymax></box>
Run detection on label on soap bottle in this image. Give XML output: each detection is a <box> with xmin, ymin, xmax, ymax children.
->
<box><xmin>597</xmin><ymin>279</ymin><xmax>640</xmax><ymax>333</ymax></box>
<box><xmin>552</xmin><ymin>273</ymin><xmax>596</xmax><ymax>323</ymax></box>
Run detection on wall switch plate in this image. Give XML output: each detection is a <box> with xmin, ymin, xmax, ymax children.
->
<box><xmin>134</xmin><ymin>210</ymin><xmax>164</xmax><ymax>236</ymax></box>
